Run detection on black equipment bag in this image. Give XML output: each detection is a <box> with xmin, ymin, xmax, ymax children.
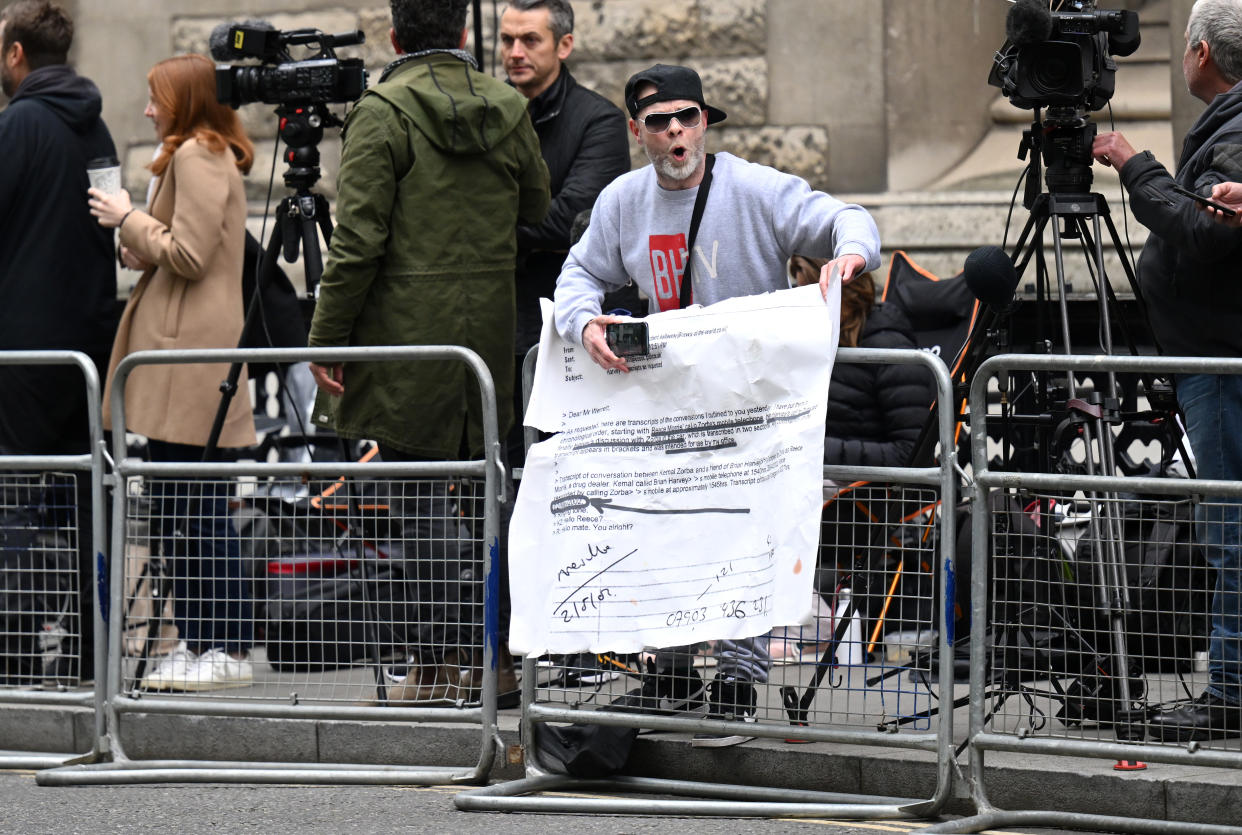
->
<box><xmin>535</xmin><ymin>689</ymin><xmax>645</xmax><ymax>778</ymax></box>
<box><xmin>536</xmin><ymin>721</ymin><xmax>638</xmax><ymax>778</ymax></box>
<box><xmin>988</xmin><ymin>491</ymin><xmax>1143</xmax><ymax>682</ymax></box>
<box><xmin>1070</xmin><ymin>497</ymin><xmax>1211</xmax><ymax>674</ymax></box>
<box><xmin>259</xmin><ymin>564</ymin><xmax>414</xmax><ymax>672</ymax></box>
<box><xmin>986</xmin><ymin>491</ymin><xmax>1211</xmax><ymax>725</ymax></box>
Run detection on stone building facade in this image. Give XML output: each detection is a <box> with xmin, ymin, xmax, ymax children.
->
<box><xmin>41</xmin><ymin>0</ymin><xmax>1191</xmax><ymax>282</ymax></box>
<box><xmin>65</xmin><ymin>0</ymin><xmax>1011</xmax><ymax>198</ymax></box>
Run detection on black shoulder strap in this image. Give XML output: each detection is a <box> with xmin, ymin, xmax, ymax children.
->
<box><xmin>679</xmin><ymin>153</ymin><xmax>715</xmax><ymax>309</ymax></box>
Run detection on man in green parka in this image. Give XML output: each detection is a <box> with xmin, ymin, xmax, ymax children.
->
<box><xmin>308</xmin><ymin>0</ymin><xmax>549</xmax><ymax>703</ymax></box>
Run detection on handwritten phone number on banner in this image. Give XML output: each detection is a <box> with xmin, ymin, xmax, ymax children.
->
<box><xmin>665</xmin><ymin>594</ymin><xmax>773</xmax><ymax>627</ymax></box>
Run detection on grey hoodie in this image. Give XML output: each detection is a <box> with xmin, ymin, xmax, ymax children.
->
<box><xmin>554</xmin><ymin>151</ymin><xmax>881</xmax><ymax>344</ymax></box>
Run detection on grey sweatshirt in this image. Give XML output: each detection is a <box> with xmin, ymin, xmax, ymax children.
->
<box><xmin>554</xmin><ymin>151</ymin><xmax>881</xmax><ymax>344</ymax></box>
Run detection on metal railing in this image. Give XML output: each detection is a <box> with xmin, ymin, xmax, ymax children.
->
<box><xmin>0</xmin><ymin>351</ymin><xmax>106</xmax><ymax>769</ymax></box>
<box><xmin>7</xmin><ymin>346</ymin><xmax>1239</xmax><ymax>827</ymax></box>
<box><xmin>938</xmin><ymin>353</ymin><xmax>1242</xmax><ymax>835</ymax></box>
<box><xmin>39</xmin><ymin>346</ymin><xmax>506</xmax><ymax>786</ymax></box>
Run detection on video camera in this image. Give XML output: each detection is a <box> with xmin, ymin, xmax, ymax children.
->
<box><xmin>211</xmin><ymin>22</ymin><xmax>367</xmax><ymax>108</ymax></box>
<box><xmin>988</xmin><ymin>0</ymin><xmax>1140</xmax><ymax>113</ymax></box>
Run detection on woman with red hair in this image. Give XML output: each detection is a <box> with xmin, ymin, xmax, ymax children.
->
<box><xmin>89</xmin><ymin>53</ymin><xmax>257</xmax><ymax>691</ymax></box>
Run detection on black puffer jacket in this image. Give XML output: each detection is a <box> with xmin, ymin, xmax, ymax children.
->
<box><xmin>1121</xmin><ymin>81</ymin><xmax>1242</xmax><ymax>358</ymax></box>
<box><xmin>825</xmin><ymin>302</ymin><xmax>932</xmax><ymax>468</ymax></box>
<box><xmin>0</xmin><ymin>65</ymin><xmax>117</xmax><ymax>355</ymax></box>
<box><xmin>514</xmin><ymin>67</ymin><xmax>630</xmax><ymax>353</ymax></box>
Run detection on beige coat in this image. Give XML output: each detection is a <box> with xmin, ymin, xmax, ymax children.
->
<box><xmin>102</xmin><ymin>136</ymin><xmax>255</xmax><ymax>448</ymax></box>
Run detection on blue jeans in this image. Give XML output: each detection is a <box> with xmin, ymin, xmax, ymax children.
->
<box><xmin>1176</xmin><ymin>373</ymin><xmax>1242</xmax><ymax>706</ymax></box>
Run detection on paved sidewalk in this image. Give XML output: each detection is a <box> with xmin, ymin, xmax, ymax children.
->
<box><xmin>1</xmin><ymin>694</ymin><xmax>1240</xmax><ymax>830</ymax></box>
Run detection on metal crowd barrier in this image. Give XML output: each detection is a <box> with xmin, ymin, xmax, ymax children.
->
<box><xmin>39</xmin><ymin>346</ymin><xmax>505</xmax><ymax>786</ymax></box>
<box><xmin>458</xmin><ymin>347</ymin><xmax>961</xmax><ymax>817</ymax></box>
<box><xmin>939</xmin><ymin>353</ymin><xmax>1242</xmax><ymax>835</ymax></box>
<box><xmin>0</xmin><ymin>351</ymin><xmax>107</xmax><ymax>769</ymax></box>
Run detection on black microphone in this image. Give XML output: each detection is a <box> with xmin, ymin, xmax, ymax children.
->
<box><xmin>1005</xmin><ymin>0</ymin><xmax>1054</xmax><ymax>46</ymax></box>
<box><xmin>964</xmin><ymin>245</ymin><xmax>1020</xmax><ymax>309</ymax></box>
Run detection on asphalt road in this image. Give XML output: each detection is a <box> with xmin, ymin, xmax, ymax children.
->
<box><xmin>0</xmin><ymin>770</ymin><xmax>1082</xmax><ymax>835</ymax></box>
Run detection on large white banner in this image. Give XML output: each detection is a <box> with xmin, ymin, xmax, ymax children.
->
<box><xmin>508</xmin><ymin>283</ymin><xmax>840</xmax><ymax>656</ymax></box>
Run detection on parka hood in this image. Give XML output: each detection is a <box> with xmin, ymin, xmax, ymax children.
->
<box><xmin>368</xmin><ymin>54</ymin><xmax>530</xmax><ymax>155</ymax></box>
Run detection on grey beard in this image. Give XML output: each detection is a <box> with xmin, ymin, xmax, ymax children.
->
<box><xmin>649</xmin><ymin>142</ymin><xmax>704</xmax><ymax>183</ymax></box>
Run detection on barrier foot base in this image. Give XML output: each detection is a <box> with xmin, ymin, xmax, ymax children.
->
<box><xmin>456</xmin><ymin>772</ymin><xmax>934</xmax><ymax>819</ymax></box>
<box><xmin>35</xmin><ymin>759</ymin><xmax>485</xmax><ymax>787</ymax></box>
<box><xmin>0</xmin><ymin>750</ymin><xmax>93</xmax><ymax>771</ymax></box>
<box><xmin>923</xmin><ymin>810</ymin><xmax>1242</xmax><ymax>834</ymax></box>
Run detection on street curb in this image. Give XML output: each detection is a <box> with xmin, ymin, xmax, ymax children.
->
<box><xmin>2</xmin><ymin>703</ymin><xmax>1239</xmax><ymax>826</ymax></box>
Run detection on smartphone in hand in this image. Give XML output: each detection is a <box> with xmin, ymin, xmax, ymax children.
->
<box><xmin>605</xmin><ymin>321</ymin><xmax>650</xmax><ymax>358</ymax></box>
<box><xmin>1171</xmin><ymin>183</ymin><xmax>1237</xmax><ymax>217</ymax></box>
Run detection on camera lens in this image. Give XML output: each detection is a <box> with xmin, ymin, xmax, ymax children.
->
<box><xmin>1019</xmin><ymin>41</ymin><xmax>1088</xmax><ymax>102</ymax></box>
<box><xmin>1031</xmin><ymin>55</ymin><xmax>1073</xmax><ymax>95</ymax></box>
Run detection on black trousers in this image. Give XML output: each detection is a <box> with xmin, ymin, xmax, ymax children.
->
<box><xmin>375</xmin><ymin>443</ymin><xmax>511</xmax><ymax>663</ymax></box>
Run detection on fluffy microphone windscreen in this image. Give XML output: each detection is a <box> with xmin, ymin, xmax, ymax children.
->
<box><xmin>208</xmin><ymin>23</ymin><xmax>234</xmax><ymax>60</ymax></box>
<box><xmin>964</xmin><ymin>245</ymin><xmax>1020</xmax><ymax>308</ymax></box>
<box><xmin>1005</xmin><ymin>0</ymin><xmax>1054</xmax><ymax>46</ymax></box>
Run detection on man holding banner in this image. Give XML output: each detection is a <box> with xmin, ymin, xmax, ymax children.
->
<box><xmin>550</xmin><ymin>64</ymin><xmax>881</xmax><ymax>746</ymax></box>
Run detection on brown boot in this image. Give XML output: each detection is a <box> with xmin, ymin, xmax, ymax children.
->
<box><xmin>382</xmin><ymin>660</ymin><xmax>463</xmax><ymax>705</ymax></box>
<box><xmin>456</xmin><ymin>645</ymin><xmax>520</xmax><ymax>707</ymax></box>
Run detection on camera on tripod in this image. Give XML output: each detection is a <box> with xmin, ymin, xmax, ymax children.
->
<box><xmin>988</xmin><ymin>0</ymin><xmax>1141</xmax><ymax>114</ymax></box>
<box><xmin>213</xmin><ymin>23</ymin><xmax>367</xmax><ymax>108</ymax></box>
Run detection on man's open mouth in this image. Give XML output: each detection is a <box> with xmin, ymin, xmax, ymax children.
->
<box><xmin>671</xmin><ymin>146</ymin><xmax>688</xmax><ymax>161</ymax></box>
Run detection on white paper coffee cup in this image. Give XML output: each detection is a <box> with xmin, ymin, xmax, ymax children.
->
<box><xmin>87</xmin><ymin>157</ymin><xmax>122</xmax><ymax>195</ymax></box>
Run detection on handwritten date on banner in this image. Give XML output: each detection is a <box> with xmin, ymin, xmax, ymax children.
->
<box><xmin>549</xmin><ymin>541</ymin><xmax>775</xmax><ymax>638</ymax></box>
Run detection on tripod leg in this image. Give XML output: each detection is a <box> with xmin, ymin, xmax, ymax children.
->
<box><xmin>780</xmin><ymin>592</ymin><xmax>865</xmax><ymax>724</ymax></box>
<box><xmin>300</xmin><ymin>210</ymin><xmax>324</xmax><ymax>294</ymax></box>
<box><xmin>131</xmin><ymin>554</ymin><xmax>173</xmax><ymax>690</ymax></box>
<box><xmin>1047</xmin><ymin>208</ymin><xmax>1145</xmax><ymax>740</ymax></box>
<box><xmin>202</xmin><ymin>208</ymin><xmax>287</xmax><ymax>460</ymax></box>
<box><xmin>294</xmin><ymin>193</ymin><xmax>333</xmax><ymax>299</ymax></box>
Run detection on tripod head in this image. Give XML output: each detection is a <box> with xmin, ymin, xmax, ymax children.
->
<box><xmin>274</xmin><ymin>102</ymin><xmax>342</xmax><ymax>192</ymax></box>
<box><xmin>257</xmin><ymin>100</ymin><xmax>341</xmax><ymax>300</ymax></box>
<box><xmin>1020</xmin><ymin>106</ymin><xmax>1098</xmax><ymax>209</ymax></box>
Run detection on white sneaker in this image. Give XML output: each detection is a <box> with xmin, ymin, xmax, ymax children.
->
<box><xmin>383</xmin><ymin>655</ymin><xmax>418</xmax><ymax>685</ymax></box>
<box><xmin>177</xmin><ymin>649</ymin><xmax>254</xmax><ymax>691</ymax></box>
<box><xmin>140</xmin><ymin>642</ymin><xmax>197</xmax><ymax>690</ymax></box>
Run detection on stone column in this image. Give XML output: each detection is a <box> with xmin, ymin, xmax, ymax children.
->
<box><xmin>767</xmin><ymin>0</ymin><xmax>886</xmax><ymax>192</ymax></box>
<box><xmin>883</xmin><ymin>0</ymin><xmax>1007</xmax><ymax>191</ymax></box>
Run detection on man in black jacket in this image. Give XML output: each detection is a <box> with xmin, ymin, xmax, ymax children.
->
<box><xmin>1092</xmin><ymin>0</ymin><xmax>1242</xmax><ymax>742</ymax></box>
<box><xmin>0</xmin><ymin>0</ymin><xmax>116</xmax><ymax>452</ymax></box>
<box><xmin>0</xmin><ymin>0</ymin><xmax>117</xmax><ymax>683</ymax></box>
<box><xmin>501</xmin><ymin>0</ymin><xmax>630</xmax><ymax>466</ymax></box>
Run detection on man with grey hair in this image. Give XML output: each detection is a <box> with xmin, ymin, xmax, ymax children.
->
<box><xmin>1092</xmin><ymin>0</ymin><xmax>1242</xmax><ymax>741</ymax></box>
<box><xmin>500</xmin><ymin>0</ymin><xmax>629</xmax><ymax>466</ymax></box>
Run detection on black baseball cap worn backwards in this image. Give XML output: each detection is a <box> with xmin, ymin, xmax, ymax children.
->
<box><xmin>624</xmin><ymin>64</ymin><xmax>728</xmax><ymax>126</ymax></box>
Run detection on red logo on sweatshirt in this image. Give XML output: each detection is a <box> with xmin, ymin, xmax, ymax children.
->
<box><xmin>648</xmin><ymin>234</ymin><xmax>690</xmax><ymax>311</ymax></box>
